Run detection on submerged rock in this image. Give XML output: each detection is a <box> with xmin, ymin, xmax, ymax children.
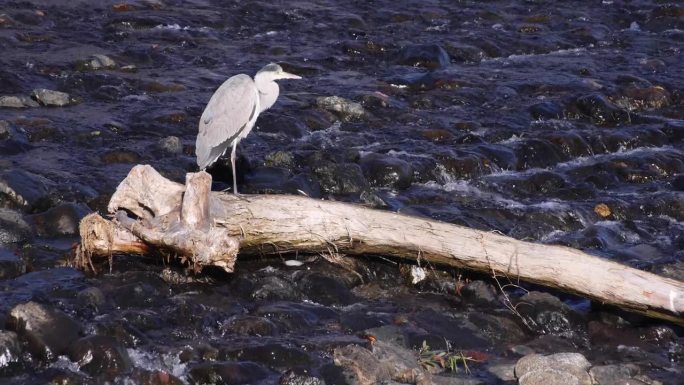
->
<box><xmin>360</xmin><ymin>153</ymin><xmax>413</xmax><ymax>190</ymax></box>
<box><xmin>313</xmin><ymin>162</ymin><xmax>368</xmax><ymax>195</ymax></box>
<box><xmin>396</xmin><ymin>44</ymin><xmax>451</xmax><ymax>69</ymax></box>
<box><xmin>572</xmin><ymin>93</ymin><xmax>630</xmax><ymax>126</ymax></box>
<box><xmin>157</xmin><ymin>136</ymin><xmax>182</xmax><ymax>155</ymax></box>
<box><xmin>31</xmin><ymin>89</ymin><xmax>74</xmax><ymax>107</ymax></box>
<box><xmin>515</xmin><ymin>291</ymin><xmax>585</xmax><ymax>336</ymax></box>
<box><xmin>279</xmin><ymin>370</ymin><xmax>324</xmax><ymax>385</ymax></box>
<box><xmin>7</xmin><ymin>301</ymin><xmax>82</xmax><ymax>361</ymax></box>
<box><xmin>68</xmin><ymin>335</ymin><xmax>132</xmax><ymax>379</ymax></box>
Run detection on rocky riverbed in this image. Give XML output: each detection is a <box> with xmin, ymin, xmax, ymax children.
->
<box><xmin>0</xmin><ymin>0</ymin><xmax>682</xmax><ymax>384</ymax></box>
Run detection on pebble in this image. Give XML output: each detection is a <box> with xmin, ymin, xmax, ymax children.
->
<box><xmin>7</xmin><ymin>301</ymin><xmax>82</xmax><ymax>361</ymax></box>
<box><xmin>31</xmin><ymin>89</ymin><xmax>74</xmax><ymax>107</ymax></box>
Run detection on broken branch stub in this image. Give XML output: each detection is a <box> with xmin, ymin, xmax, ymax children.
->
<box><xmin>78</xmin><ymin>165</ymin><xmax>684</xmax><ymax>324</ymax></box>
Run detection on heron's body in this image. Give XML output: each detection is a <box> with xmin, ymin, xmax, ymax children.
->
<box><xmin>195</xmin><ymin>63</ymin><xmax>301</xmax><ymax>193</ymax></box>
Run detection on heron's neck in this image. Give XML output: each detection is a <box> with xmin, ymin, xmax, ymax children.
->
<box><xmin>254</xmin><ymin>74</ymin><xmax>279</xmax><ymax>112</ymax></box>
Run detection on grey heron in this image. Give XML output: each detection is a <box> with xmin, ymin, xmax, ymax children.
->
<box><xmin>196</xmin><ymin>63</ymin><xmax>301</xmax><ymax>193</ymax></box>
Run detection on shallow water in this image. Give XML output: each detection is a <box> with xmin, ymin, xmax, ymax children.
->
<box><xmin>0</xmin><ymin>0</ymin><xmax>683</xmax><ymax>383</ymax></box>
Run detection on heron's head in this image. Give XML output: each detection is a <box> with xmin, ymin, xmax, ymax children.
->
<box><xmin>257</xmin><ymin>63</ymin><xmax>302</xmax><ymax>81</ymax></box>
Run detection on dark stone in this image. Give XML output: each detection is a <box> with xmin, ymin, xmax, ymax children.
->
<box><xmin>0</xmin><ymin>330</ymin><xmax>21</xmax><ymax>369</ymax></box>
<box><xmin>671</xmin><ymin>174</ymin><xmax>684</xmax><ymax>191</ymax></box>
<box><xmin>220</xmin><ymin>344</ymin><xmax>313</xmax><ymax>370</ymax></box>
<box><xmin>7</xmin><ymin>301</ymin><xmax>82</xmax><ymax>361</ymax></box>
<box><xmin>243</xmin><ymin>167</ymin><xmax>291</xmax><ymax>194</ymax></box>
<box><xmin>26</xmin><ymin>202</ymin><xmax>90</xmax><ymax>237</ymax></box>
<box><xmin>257</xmin><ymin>114</ymin><xmax>309</xmax><ymax>138</ymax></box>
<box><xmin>252</xmin><ymin>275</ymin><xmax>300</xmax><ymax>301</ymax></box>
<box><xmin>340</xmin><ymin>307</ymin><xmax>391</xmax><ymax>332</ymax></box>
<box><xmin>529</xmin><ymin>101</ymin><xmax>563</xmax><ymax>120</ymax></box>
<box><xmin>222</xmin><ymin>315</ymin><xmax>277</xmax><ymax>337</ymax></box>
<box><xmin>332</xmin><ymin>344</ymin><xmax>389</xmax><ymax>384</ymax></box>
<box><xmin>0</xmin><ymin>208</ymin><xmax>33</xmax><ymax>244</ymax></box>
<box><xmin>255</xmin><ymin>302</ymin><xmax>337</xmax><ymax>331</ymax></box>
<box><xmin>0</xmin><ymin>248</ymin><xmax>26</xmax><ymax>279</ymax></box>
<box><xmin>435</xmin><ymin>153</ymin><xmax>487</xmax><ymax>180</ymax></box>
<box><xmin>298</xmin><ymin>272</ymin><xmax>356</xmax><ymax>306</ymax></box>
<box><xmin>67</xmin><ymin>335</ymin><xmax>132</xmax><ymax>379</ymax></box>
<box><xmin>573</xmin><ymin>93</ymin><xmax>630</xmax><ymax>126</ymax></box>
<box><xmin>396</xmin><ymin>44</ymin><xmax>450</xmax><ymax>69</ymax></box>
<box><xmin>76</xmin><ymin>287</ymin><xmax>107</xmax><ymax>312</ymax></box>
<box><xmin>284</xmin><ymin>173</ymin><xmax>323</xmax><ymax>199</ymax></box>
<box><xmin>514</xmin><ymin>139</ymin><xmax>564</xmax><ymax>169</ymax></box>
<box><xmin>444</xmin><ymin>43</ymin><xmax>486</xmax><ymax>63</ymax></box>
<box><xmin>360</xmin><ymin>153</ymin><xmax>413</xmax><ymax>190</ymax></box>
<box><xmin>189</xmin><ymin>361</ymin><xmax>273</xmax><ymax>385</ymax></box>
<box><xmin>460</xmin><ymin>280</ymin><xmax>499</xmax><ymax>307</ymax></box>
<box><xmin>157</xmin><ymin>136</ymin><xmax>182</xmax><ymax>155</ymax></box>
<box><xmin>313</xmin><ymin>162</ymin><xmax>368</xmax><ymax>195</ymax></box>
<box><xmin>0</xmin><ymin>169</ymin><xmax>53</xmax><ymax>212</ymax></box>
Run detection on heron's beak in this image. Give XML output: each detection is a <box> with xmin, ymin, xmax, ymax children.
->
<box><xmin>280</xmin><ymin>72</ymin><xmax>302</xmax><ymax>80</ymax></box>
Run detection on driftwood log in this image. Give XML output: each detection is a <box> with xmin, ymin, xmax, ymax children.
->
<box><xmin>77</xmin><ymin>165</ymin><xmax>684</xmax><ymax>325</ymax></box>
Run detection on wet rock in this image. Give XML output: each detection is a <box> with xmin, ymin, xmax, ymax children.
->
<box><xmin>26</xmin><ymin>202</ymin><xmax>90</xmax><ymax>237</ymax></box>
<box><xmin>435</xmin><ymin>153</ymin><xmax>487</xmax><ymax>180</ymax></box>
<box><xmin>255</xmin><ymin>302</ymin><xmax>337</xmax><ymax>331</ymax></box>
<box><xmin>514</xmin><ymin>139</ymin><xmax>564</xmax><ymax>169</ymax></box>
<box><xmin>31</xmin><ymin>89</ymin><xmax>74</xmax><ymax>107</ymax></box>
<box><xmin>251</xmin><ymin>274</ymin><xmax>300</xmax><ymax>301</ymax></box>
<box><xmin>0</xmin><ymin>208</ymin><xmax>33</xmax><ymax>244</ymax></box>
<box><xmin>515</xmin><ymin>291</ymin><xmax>585</xmax><ymax>336</ymax></box>
<box><xmin>279</xmin><ymin>370</ymin><xmax>324</xmax><ymax>385</ymax></box>
<box><xmin>0</xmin><ymin>330</ymin><xmax>21</xmax><ymax>369</ymax></box>
<box><xmin>220</xmin><ymin>343</ymin><xmax>313</xmax><ymax>370</ymax></box>
<box><xmin>101</xmin><ymin>149</ymin><xmax>142</xmax><ymax>164</ymax></box>
<box><xmin>360</xmin><ymin>153</ymin><xmax>413</xmax><ymax>190</ymax></box>
<box><xmin>421</xmin><ymin>128</ymin><xmax>453</xmax><ymax>142</ymax></box>
<box><xmin>396</xmin><ymin>44</ymin><xmax>450</xmax><ymax>69</ymax></box>
<box><xmin>313</xmin><ymin>162</ymin><xmax>368</xmax><ymax>195</ymax></box>
<box><xmin>189</xmin><ymin>361</ymin><xmax>274</xmax><ymax>385</ymax></box>
<box><xmin>672</xmin><ymin>174</ymin><xmax>684</xmax><ymax>191</ymax></box>
<box><xmin>573</xmin><ymin>93</ymin><xmax>630</xmax><ymax>126</ymax></box>
<box><xmin>129</xmin><ymin>368</ymin><xmax>185</xmax><ymax>385</ymax></box>
<box><xmin>68</xmin><ymin>335</ymin><xmax>132</xmax><ymax>379</ymax></box>
<box><xmin>7</xmin><ymin>301</ymin><xmax>82</xmax><ymax>360</ymax></box>
<box><xmin>487</xmin><ymin>363</ymin><xmax>516</xmax><ymax>382</ymax></box>
<box><xmin>258</xmin><ymin>114</ymin><xmax>309</xmax><ymax>138</ymax></box>
<box><xmin>0</xmin><ymin>248</ymin><xmax>27</xmax><ymax>279</ymax></box>
<box><xmin>222</xmin><ymin>315</ymin><xmax>277</xmax><ymax>337</ymax></box>
<box><xmin>284</xmin><ymin>173</ymin><xmax>323</xmax><ymax>198</ymax></box>
<box><xmin>0</xmin><ymin>169</ymin><xmax>52</xmax><ymax>211</ymax></box>
<box><xmin>157</xmin><ymin>136</ymin><xmax>182</xmax><ymax>155</ymax></box>
<box><xmin>515</xmin><ymin>353</ymin><xmax>592</xmax><ymax>385</ymax></box>
<box><xmin>459</xmin><ymin>280</ymin><xmax>499</xmax><ymax>307</ymax></box>
<box><xmin>589</xmin><ymin>363</ymin><xmax>640</xmax><ymax>385</ymax></box>
<box><xmin>297</xmin><ymin>271</ymin><xmax>356</xmax><ymax>306</ymax></box>
<box><xmin>0</xmin><ymin>95</ymin><xmax>39</xmax><ymax>108</ymax></box>
<box><xmin>316</xmin><ymin>96</ymin><xmax>367</xmax><ymax>121</ymax></box>
<box><xmin>444</xmin><ymin>43</ymin><xmax>486</xmax><ymax>63</ymax></box>
<box><xmin>243</xmin><ymin>167</ymin><xmax>291</xmax><ymax>194</ymax></box>
<box><xmin>76</xmin><ymin>287</ymin><xmax>107</xmax><ymax>312</ymax></box>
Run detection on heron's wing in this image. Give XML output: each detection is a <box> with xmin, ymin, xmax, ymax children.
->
<box><xmin>196</xmin><ymin>74</ymin><xmax>258</xmax><ymax>169</ymax></box>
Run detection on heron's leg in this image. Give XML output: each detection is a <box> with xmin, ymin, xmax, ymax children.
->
<box><xmin>231</xmin><ymin>140</ymin><xmax>238</xmax><ymax>194</ymax></box>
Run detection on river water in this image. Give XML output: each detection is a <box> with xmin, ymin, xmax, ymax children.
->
<box><xmin>0</xmin><ymin>0</ymin><xmax>682</xmax><ymax>384</ymax></box>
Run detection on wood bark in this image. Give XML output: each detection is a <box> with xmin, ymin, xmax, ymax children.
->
<box><xmin>78</xmin><ymin>165</ymin><xmax>684</xmax><ymax>325</ymax></box>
